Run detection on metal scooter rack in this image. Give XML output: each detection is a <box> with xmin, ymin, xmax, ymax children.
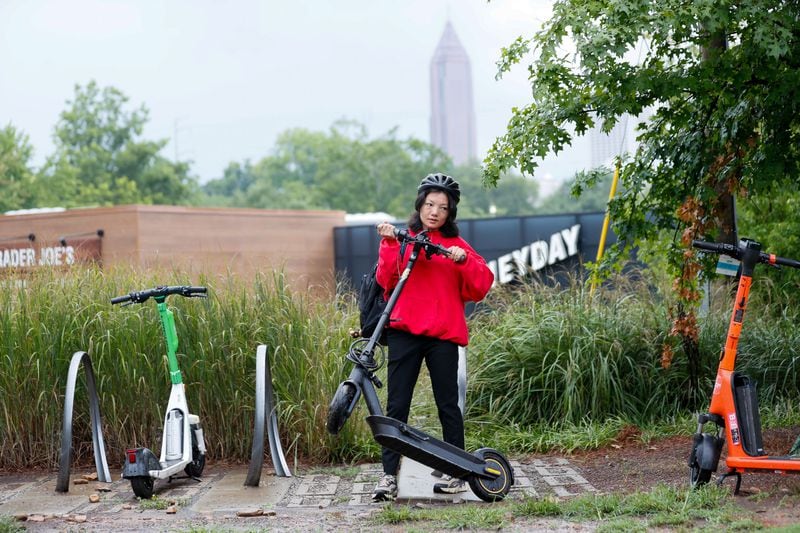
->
<box><xmin>245</xmin><ymin>344</ymin><xmax>292</xmax><ymax>486</ymax></box>
<box><xmin>56</xmin><ymin>351</ymin><xmax>112</xmax><ymax>493</ymax></box>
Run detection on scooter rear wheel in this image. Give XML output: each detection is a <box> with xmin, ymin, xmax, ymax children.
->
<box><xmin>326</xmin><ymin>382</ymin><xmax>357</xmax><ymax>435</ymax></box>
<box><xmin>130</xmin><ymin>476</ymin><xmax>155</xmax><ymax>499</ymax></box>
<box><xmin>468</xmin><ymin>448</ymin><xmax>514</xmax><ymax>502</ymax></box>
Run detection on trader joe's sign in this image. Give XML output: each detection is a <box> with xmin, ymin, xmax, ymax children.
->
<box><xmin>0</xmin><ymin>238</ymin><xmax>102</xmax><ymax>270</ymax></box>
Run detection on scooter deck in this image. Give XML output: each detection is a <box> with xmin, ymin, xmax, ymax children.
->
<box><xmin>366</xmin><ymin>415</ymin><xmax>491</xmax><ymax>480</ymax></box>
<box><xmin>728</xmin><ymin>455</ymin><xmax>800</xmax><ymax>471</ymax></box>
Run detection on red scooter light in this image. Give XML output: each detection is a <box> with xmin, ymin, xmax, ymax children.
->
<box><xmin>127</xmin><ymin>450</ymin><xmax>137</xmax><ymax>463</ymax></box>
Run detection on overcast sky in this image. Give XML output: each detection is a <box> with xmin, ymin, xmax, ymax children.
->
<box><xmin>0</xmin><ymin>0</ymin><xmax>591</xmax><ymax>189</ymax></box>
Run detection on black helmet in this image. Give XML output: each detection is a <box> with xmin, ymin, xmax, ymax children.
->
<box><xmin>417</xmin><ymin>173</ymin><xmax>460</xmax><ymax>204</ymax></box>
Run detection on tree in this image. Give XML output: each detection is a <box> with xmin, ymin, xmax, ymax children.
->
<box><xmin>201</xmin><ymin>161</ymin><xmax>258</xmax><ymax>206</ymax></box>
<box><xmin>738</xmin><ymin>179</ymin><xmax>800</xmax><ymax>302</ymax></box>
<box><xmin>203</xmin><ymin>122</ymin><xmax>540</xmax><ymax>218</ymax></box>
<box><xmin>203</xmin><ymin>121</ymin><xmax>453</xmax><ymax>217</ymax></box>
<box><xmin>0</xmin><ymin>124</ymin><xmax>37</xmax><ymax>212</ymax></box>
<box><xmin>535</xmin><ymin>167</ymin><xmax>614</xmax><ymax>215</ymax></box>
<box><xmin>484</xmin><ymin>0</ymin><xmax>800</xmax><ymax>407</ymax></box>
<box><xmin>449</xmin><ymin>163</ymin><xmax>539</xmax><ymax>218</ymax></box>
<box><xmin>38</xmin><ymin>81</ymin><xmax>197</xmax><ymax>207</ymax></box>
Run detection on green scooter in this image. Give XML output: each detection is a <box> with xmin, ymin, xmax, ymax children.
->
<box><xmin>112</xmin><ymin>285</ymin><xmax>208</xmax><ymax>499</ymax></box>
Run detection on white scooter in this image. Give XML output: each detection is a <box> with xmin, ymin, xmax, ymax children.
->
<box><xmin>112</xmin><ymin>285</ymin><xmax>208</xmax><ymax>499</ymax></box>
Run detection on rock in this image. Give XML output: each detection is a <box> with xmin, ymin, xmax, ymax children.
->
<box><xmin>166</xmin><ymin>506</ymin><xmax>177</xmax><ymax>514</ymax></box>
<box><xmin>89</xmin><ymin>493</ymin><xmax>101</xmax><ymax>503</ymax></box>
<box><xmin>67</xmin><ymin>514</ymin><xmax>87</xmax><ymax>523</ymax></box>
<box><xmin>82</xmin><ymin>472</ymin><xmax>99</xmax><ymax>481</ymax></box>
<box><xmin>73</xmin><ymin>478</ymin><xmax>89</xmax><ymax>485</ymax></box>
<box><xmin>13</xmin><ymin>514</ymin><xmax>27</xmax><ymax>522</ymax></box>
<box><xmin>264</xmin><ymin>510</ymin><xmax>277</xmax><ymax>517</ymax></box>
<box><xmin>122</xmin><ymin>504</ymin><xmax>133</xmax><ymax>510</ymax></box>
<box><xmin>95</xmin><ymin>484</ymin><xmax>112</xmax><ymax>492</ymax></box>
<box><xmin>28</xmin><ymin>515</ymin><xmax>45</xmax><ymax>522</ymax></box>
<box><xmin>236</xmin><ymin>509</ymin><xmax>264</xmax><ymax>517</ymax></box>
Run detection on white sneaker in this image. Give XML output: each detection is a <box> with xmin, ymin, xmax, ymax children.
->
<box><xmin>372</xmin><ymin>474</ymin><xmax>397</xmax><ymax>501</ymax></box>
<box><xmin>433</xmin><ymin>474</ymin><xmax>468</xmax><ymax>494</ymax></box>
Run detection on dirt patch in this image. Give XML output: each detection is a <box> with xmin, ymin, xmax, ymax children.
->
<box><xmin>559</xmin><ymin>427</ymin><xmax>800</xmax><ymax>527</ymax></box>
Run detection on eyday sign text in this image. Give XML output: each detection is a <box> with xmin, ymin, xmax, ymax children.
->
<box><xmin>487</xmin><ymin>224</ymin><xmax>581</xmax><ymax>286</ymax></box>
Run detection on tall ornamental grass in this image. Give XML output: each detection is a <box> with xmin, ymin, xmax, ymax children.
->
<box><xmin>697</xmin><ymin>279</ymin><xmax>800</xmax><ymax>402</ymax></box>
<box><xmin>0</xmin><ymin>266</ymin><xmax>372</xmax><ymax>470</ymax></box>
<box><xmin>466</xmin><ymin>278</ymin><xmax>800</xmax><ymax>428</ymax></box>
<box><xmin>3</xmin><ymin>266</ymin><xmax>800</xmax><ymax>469</ymax></box>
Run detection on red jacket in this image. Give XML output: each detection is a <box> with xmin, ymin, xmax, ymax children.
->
<box><xmin>376</xmin><ymin>229</ymin><xmax>494</xmax><ymax>346</ymax></box>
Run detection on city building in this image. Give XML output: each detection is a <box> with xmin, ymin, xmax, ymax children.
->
<box><xmin>0</xmin><ymin>205</ymin><xmax>345</xmax><ymax>290</ymax></box>
<box><xmin>589</xmin><ymin>114</ymin><xmax>634</xmax><ymax>169</ymax></box>
<box><xmin>429</xmin><ymin>21</ymin><xmax>477</xmax><ymax>165</ymax></box>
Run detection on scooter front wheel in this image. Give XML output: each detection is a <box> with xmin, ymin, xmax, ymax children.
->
<box><xmin>688</xmin><ymin>436</ymin><xmax>714</xmax><ymax>488</ymax></box>
<box><xmin>689</xmin><ymin>463</ymin><xmax>712</xmax><ymax>488</ymax></box>
<box><xmin>130</xmin><ymin>476</ymin><xmax>155</xmax><ymax>499</ymax></box>
<box><xmin>326</xmin><ymin>382</ymin><xmax>357</xmax><ymax>435</ymax></box>
<box><xmin>185</xmin><ymin>449</ymin><xmax>206</xmax><ymax>478</ymax></box>
<box><xmin>185</xmin><ymin>428</ymin><xmax>206</xmax><ymax>478</ymax></box>
<box><xmin>468</xmin><ymin>448</ymin><xmax>514</xmax><ymax>502</ymax></box>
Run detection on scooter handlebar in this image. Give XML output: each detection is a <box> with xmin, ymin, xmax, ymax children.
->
<box><xmin>763</xmin><ymin>254</ymin><xmax>800</xmax><ymax>269</ymax></box>
<box><xmin>393</xmin><ymin>228</ymin><xmax>451</xmax><ymax>257</ymax></box>
<box><xmin>111</xmin><ymin>285</ymin><xmax>208</xmax><ymax>305</ymax></box>
<box><xmin>692</xmin><ymin>240</ymin><xmax>800</xmax><ymax>269</ymax></box>
<box><xmin>691</xmin><ymin>240</ymin><xmax>739</xmax><ymax>257</ymax></box>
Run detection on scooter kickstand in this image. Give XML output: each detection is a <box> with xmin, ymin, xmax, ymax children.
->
<box><xmin>716</xmin><ymin>469</ymin><xmax>742</xmax><ymax>495</ymax></box>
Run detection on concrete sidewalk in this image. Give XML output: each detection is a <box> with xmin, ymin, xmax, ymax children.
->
<box><xmin>0</xmin><ymin>457</ymin><xmax>597</xmax><ymax>530</ymax></box>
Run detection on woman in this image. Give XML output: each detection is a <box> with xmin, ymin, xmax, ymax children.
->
<box><xmin>372</xmin><ymin>173</ymin><xmax>494</xmax><ymax>501</ymax></box>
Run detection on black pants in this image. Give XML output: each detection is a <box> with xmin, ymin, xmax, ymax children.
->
<box><xmin>381</xmin><ymin>329</ymin><xmax>464</xmax><ymax>476</ymax></box>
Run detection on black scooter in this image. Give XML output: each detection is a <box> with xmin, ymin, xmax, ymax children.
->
<box><xmin>327</xmin><ymin>229</ymin><xmax>514</xmax><ymax>502</ymax></box>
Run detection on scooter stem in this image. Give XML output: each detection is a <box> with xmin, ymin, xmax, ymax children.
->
<box><xmin>155</xmin><ymin>297</ymin><xmax>183</xmax><ymax>385</ymax></box>
<box><xmin>718</xmin><ymin>240</ymin><xmax>761</xmax><ymax>372</ymax></box>
<box><xmin>361</xmin><ymin>244</ymin><xmax>422</xmax><ymax>355</ymax></box>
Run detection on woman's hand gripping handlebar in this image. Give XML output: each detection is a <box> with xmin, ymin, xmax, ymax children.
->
<box><xmin>692</xmin><ymin>240</ymin><xmax>800</xmax><ymax>269</ymax></box>
<box><xmin>111</xmin><ymin>285</ymin><xmax>208</xmax><ymax>306</ymax></box>
<box><xmin>376</xmin><ymin>222</ymin><xmax>466</xmax><ymax>263</ymax></box>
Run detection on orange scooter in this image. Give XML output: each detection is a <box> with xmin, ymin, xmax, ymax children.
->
<box><xmin>689</xmin><ymin>238</ymin><xmax>800</xmax><ymax>493</ymax></box>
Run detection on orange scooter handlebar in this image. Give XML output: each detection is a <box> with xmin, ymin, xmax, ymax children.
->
<box><xmin>692</xmin><ymin>240</ymin><xmax>800</xmax><ymax>269</ymax></box>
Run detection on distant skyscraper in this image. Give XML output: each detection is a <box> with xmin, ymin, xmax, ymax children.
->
<box><xmin>590</xmin><ymin>114</ymin><xmax>633</xmax><ymax>168</ymax></box>
<box><xmin>429</xmin><ymin>21</ymin><xmax>476</xmax><ymax>165</ymax></box>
